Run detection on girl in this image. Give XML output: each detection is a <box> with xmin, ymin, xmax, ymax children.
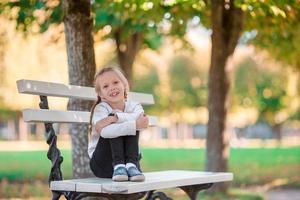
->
<box><xmin>88</xmin><ymin>66</ymin><xmax>149</xmax><ymax>182</ymax></box>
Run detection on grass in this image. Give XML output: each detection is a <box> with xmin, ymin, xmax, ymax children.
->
<box><xmin>142</xmin><ymin>147</ymin><xmax>300</xmax><ymax>187</ymax></box>
<box><xmin>0</xmin><ymin>147</ymin><xmax>299</xmax><ymax>199</ymax></box>
<box><xmin>229</xmin><ymin>148</ymin><xmax>300</xmax><ymax>186</ymax></box>
<box><xmin>0</xmin><ymin>147</ymin><xmax>299</xmax><ymax>186</ymax></box>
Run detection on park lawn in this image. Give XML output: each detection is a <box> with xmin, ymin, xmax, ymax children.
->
<box><xmin>0</xmin><ymin>147</ymin><xmax>299</xmax><ymax>187</ymax></box>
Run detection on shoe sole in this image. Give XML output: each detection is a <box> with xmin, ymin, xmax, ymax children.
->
<box><xmin>112</xmin><ymin>175</ymin><xmax>128</xmax><ymax>182</ymax></box>
<box><xmin>129</xmin><ymin>175</ymin><xmax>145</xmax><ymax>182</ymax></box>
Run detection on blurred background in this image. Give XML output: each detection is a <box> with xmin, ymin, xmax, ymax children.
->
<box><xmin>0</xmin><ymin>1</ymin><xmax>299</xmax><ymax>200</ymax></box>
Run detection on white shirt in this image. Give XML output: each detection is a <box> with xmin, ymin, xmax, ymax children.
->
<box><xmin>88</xmin><ymin>101</ymin><xmax>144</xmax><ymax>158</ymax></box>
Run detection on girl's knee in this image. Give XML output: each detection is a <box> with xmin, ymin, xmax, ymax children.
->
<box><xmin>90</xmin><ymin>158</ymin><xmax>113</xmax><ymax>178</ymax></box>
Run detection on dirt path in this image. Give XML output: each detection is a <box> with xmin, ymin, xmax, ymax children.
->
<box><xmin>266</xmin><ymin>189</ymin><xmax>300</xmax><ymax>200</ymax></box>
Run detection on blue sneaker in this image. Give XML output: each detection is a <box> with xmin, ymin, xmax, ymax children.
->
<box><xmin>127</xmin><ymin>166</ymin><xmax>145</xmax><ymax>182</ymax></box>
<box><xmin>112</xmin><ymin>166</ymin><xmax>128</xmax><ymax>182</ymax></box>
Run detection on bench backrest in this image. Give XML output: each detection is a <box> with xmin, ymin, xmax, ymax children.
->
<box><xmin>17</xmin><ymin>79</ymin><xmax>157</xmax><ymax>125</ymax></box>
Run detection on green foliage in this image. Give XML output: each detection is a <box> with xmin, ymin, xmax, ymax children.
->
<box><xmin>253</xmin><ymin>25</ymin><xmax>300</xmax><ymax>70</ymax></box>
<box><xmin>143</xmin><ymin>28</ymin><xmax>162</xmax><ymax>49</ymax></box>
<box><xmin>1</xmin><ymin>0</ymin><xmax>62</xmax><ymax>33</ymax></box>
<box><xmin>233</xmin><ymin>58</ymin><xmax>288</xmax><ymax>125</ymax></box>
<box><xmin>133</xmin><ymin>67</ymin><xmax>159</xmax><ymax>94</ymax></box>
<box><xmin>132</xmin><ymin>66</ymin><xmax>160</xmax><ymax>114</ymax></box>
<box><xmin>91</xmin><ymin>0</ymin><xmax>205</xmax><ymax>50</ymax></box>
<box><xmin>232</xmin><ymin>59</ymin><xmax>258</xmax><ymax>105</ymax></box>
<box><xmin>290</xmin><ymin>110</ymin><xmax>300</xmax><ymax>120</ymax></box>
<box><xmin>255</xmin><ymin>72</ymin><xmax>286</xmax><ymax>123</ymax></box>
<box><xmin>168</xmin><ymin>55</ymin><xmax>207</xmax><ymax>111</ymax></box>
<box><xmin>132</xmin><ymin>55</ymin><xmax>209</xmax><ymax>116</ymax></box>
<box><xmin>1</xmin><ymin>0</ymin><xmax>206</xmax><ymax>49</ymax></box>
<box><xmin>161</xmin><ymin>0</ymin><xmax>206</xmax><ymax>36</ymax></box>
<box><xmin>2</xmin><ymin>0</ymin><xmax>300</xmax><ymax>69</ymax></box>
<box><xmin>236</xmin><ymin>0</ymin><xmax>300</xmax><ymax>70</ymax></box>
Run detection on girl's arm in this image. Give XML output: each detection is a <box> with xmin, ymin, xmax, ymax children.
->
<box><xmin>94</xmin><ymin>115</ymin><xmax>118</xmax><ymax>134</ymax></box>
<box><xmin>115</xmin><ymin>102</ymin><xmax>144</xmax><ymax>122</ymax></box>
<box><xmin>99</xmin><ymin>120</ymin><xmax>137</xmax><ymax>138</ymax></box>
<box><xmin>92</xmin><ymin>103</ymin><xmax>113</xmax><ymax>136</ymax></box>
<box><xmin>100</xmin><ymin>113</ymin><xmax>149</xmax><ymax>138</ymax></box>
<box><xmin>92</xmin><ymin>102</ymin><xmax>148</xmax><ymax>138</ymax></box>
<box><xmin>92</xmin><ymin>103</ymin><xmax>136</xmax><ymax>138</ymax></box>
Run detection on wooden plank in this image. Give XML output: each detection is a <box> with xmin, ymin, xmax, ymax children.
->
<box><xmin>123</xmin><ymin>170</ymin><xmax>233</xmax><ymax>194</ymax></box>
<box><xmin>71</xmin><ymin>177</ymin><xmax>105</xmax><ymax>193</ymax></box>
<box><xmin>23</xmin><ymin>109</ymin><xmax>90</xmax><ymax>124</ymax></box>
<box><xmin>50</xmin><ymin>170</ymin><xmax>233</xmax><ymax>194</ymax></box>
<box><xmin>17</xmin><ymin>79</ymin><xmax>154</xmax><ymax>105</ymax></box>
<box><xmin>22</xmin><ymin>109</ymin><xmax>158</xmax><ymax>126</ymax></box>
<box><xmin>76</xmin><ymin>178</ymin><xmax>127</xmax><ymax>193</ymax></box>
<box><xmin>50</xmin><ymin>180</ymin><xmax>76</xmax><ymax>191</ymax></box>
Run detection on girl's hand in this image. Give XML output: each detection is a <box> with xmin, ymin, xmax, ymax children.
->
<box><xmin>95</xmin><ymin>120</ymin><xmax>105</xmax><ymax>134</ymax></box>
<box><xmin>136</xmin><ymin>114</ymin><xmax>149</xmax><ymax>129</ymax></box>
<box><xmin>95</xmin><ymin>115</ymin><xmax>118</xmax><ymax>134</ymax></box>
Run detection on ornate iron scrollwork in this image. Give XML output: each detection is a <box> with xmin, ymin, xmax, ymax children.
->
<box><xmin>39</xmin><ymin>96</ymin><xmax>68</xmax><ymax>200</ymax></box>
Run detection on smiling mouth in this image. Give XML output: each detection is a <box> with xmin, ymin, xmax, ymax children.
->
<box><xmin>110</xmin><ymin>91</ymin><xmax>120</xmax><ymax>97</ymax></box>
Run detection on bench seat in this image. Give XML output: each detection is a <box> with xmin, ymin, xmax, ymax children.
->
<box><xmin>51</xmin><ymin>170</ymin><xmax>233</xmax><ymax>194</ymax></box>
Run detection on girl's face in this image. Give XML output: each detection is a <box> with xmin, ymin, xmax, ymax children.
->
<box><xmin>96</xmin><ymin>71</ymin><xmax>126</xmax><ymax>104</ymax></box>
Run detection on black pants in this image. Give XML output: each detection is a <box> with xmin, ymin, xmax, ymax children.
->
<box><xmin>90</xmin><ymin>131</ymin><xmax>141</xmax><ymax>178</ymax></box>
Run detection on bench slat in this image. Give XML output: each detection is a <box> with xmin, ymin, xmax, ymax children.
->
<box><xmin>49</xmin><ymin>180</ymin><xmax>77</xmax><ymax>192</ymax></box>
<box><xmin>50</xmin><ymin>170</ymin><xmax>233</xmax><ymax>194</ymax></box>
<box><xmin>17</xmin><ymin>79</ymin><xmax>154</xmax><ymax>105</ymax></box>
<box><xmin>22</xmin><ymin>109</ymin><xmax>158</xmax><ymax>126</ymax></box>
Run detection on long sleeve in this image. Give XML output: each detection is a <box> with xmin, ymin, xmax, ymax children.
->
<box><xmin>100</xmin><ymin>120</ymin><xmax>136</xmax><ymax>138</ymax></box>
<box><xmin>115</xmin><ymin>102</ymin><xmax>144</xmax><ymax>123</ymax></box>
<box><xmin>92</xmin><ymin>102</ymin><xmax>137</xmax><ymax>138</ymax></box>
<box><xmin>92</xmin><ymin>102</ymin><xmax>112</xmax><ymax>125</ymax></box>
<box><xmin>88</xmin><ymin>101</ymin><xmax>140</xmax><ymax>157</ymax></box>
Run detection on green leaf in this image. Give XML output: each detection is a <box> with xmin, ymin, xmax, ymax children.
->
<box><xmin>95</xmin><ymin>10</ymin><xmax>111</xmax><ymax>28</ymax></box>
<box><xmin>143</xmin><ymin>29</ymin><xmax>162</xmax><ymax>50</ymax></box>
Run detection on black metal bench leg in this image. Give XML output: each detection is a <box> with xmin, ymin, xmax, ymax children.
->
<box><xmin>180</xmin><ymin>183</ymin><xmax>213</xmax><ymax>200</ymax></box>
<box><xmin>51</xmin><ymin>191</ymin><xmax>61</xmax><ymax>200</ymax></box>
<box><xmin>145</xmin><ymin>190</ymin><xmax>172</xmax><ymax>200</ymax></box>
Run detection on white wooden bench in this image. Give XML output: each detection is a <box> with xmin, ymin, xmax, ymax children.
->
<box><xmin>17</xmin><ymin>79</ymin><xmax>233</xmax><ymax>200</ymax></box>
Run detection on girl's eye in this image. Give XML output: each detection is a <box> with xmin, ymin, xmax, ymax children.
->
<box><xmin>114</xmin><ymin>81</ymin><xmax>119</xmax><ymax>84</ymax></box>
<box><xmin>103</xmin><ymin>85</ymin><xmax>108</xmax><ymax>89</ymax></box>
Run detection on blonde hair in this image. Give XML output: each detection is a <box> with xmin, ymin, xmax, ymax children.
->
<box><xmin>89</xmin><ymin>66</ymin><xmax>129</xmax><ymax>134</ymax></box>
<box><xmin>94</xmin><ymin>66</ymin><xmax>129</xmax><ymax>97</ymax></box>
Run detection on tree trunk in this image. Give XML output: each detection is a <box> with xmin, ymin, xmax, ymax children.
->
<box><xmin>63</xmin><ymin>0</ymin><xmax>96</xmax><ymax>178</ymax></box>
<box><xmin>272</xmin><ymin>123</ymin><xmax>282</xmax><ymax>146</ymax></box>
<box><xmin>206</xmin><ymin>0</ymin><xmax>244</xmax><ymax>193</ymax></box>
<box><xmin>114</xmin><ymin>29</ymin><xmax>143</xmax><ymax>87</ymax></box>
